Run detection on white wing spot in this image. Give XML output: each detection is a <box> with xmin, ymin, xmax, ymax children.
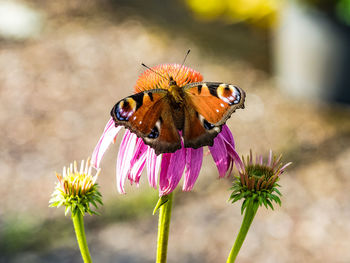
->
<box><xmin>216</xmin><ymin>109</ymin><xmax>219</xmax><ymax>113</ymax></box>
<box><xmin>220</xmin><ymin>103</ymin><xmax>225</xmax><ymax>108</ymax></box>
<box><xmin>139</xmin><ymin>121</ymin><xmax>142</xmax><ymax>125</ymax></box>
<box><xmin>133</xmin><ymin>116</ymin><xmax>137</xmax><ymax>120</ymax></box>
<box><xmin>155</xmin><ymin>120</ymin><xmax>161</xmax><ymax>129</ymax></box>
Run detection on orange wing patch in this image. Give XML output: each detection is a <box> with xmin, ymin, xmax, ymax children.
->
<box><xmin>184</xmin><ymin>83</ymin><xmax>245</xmax><ymax>125</ymax></box>
<box><xmin>112</xmin><ymin>91</ymin><xmax>166</xmax><ymax>135</ymax></box>
<box><xmin>111</xmin><ymin>89</ymin><xmax>181</xmax><ymax>155</ymax></box>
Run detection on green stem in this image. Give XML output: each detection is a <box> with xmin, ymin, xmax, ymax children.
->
<box><xmin>72</xmin><ymin>212</ymin><xmax>92</xmax><ymax>263</ymax></box>
<box><xmin>156</xmin><ymin>193</ymin><xmax>174</xmax><ymax>263</ymax></box>
<box><xmin>226</xmin><ymin>200</ymin><xmax>259</xmax><ymax>263</ymax></box>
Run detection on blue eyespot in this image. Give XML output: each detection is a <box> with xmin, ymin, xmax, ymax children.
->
<box><xmin>148</xmin><ymin>126</ymin><xmax>159</xmax><ymax>138</ymax></box>
<box><xmin>203</xmin><ymin>119</ymin><xmax>215</xmax><ymax>130</ymax></box>
<box><xmin>115</xmin><ymin>105</ymin><xmax>128</xmax><ymax>121</ymax></box>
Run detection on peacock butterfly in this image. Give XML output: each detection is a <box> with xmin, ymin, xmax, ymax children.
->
<box><xmin>111</xmin><ymin>60</ymin><xmax>245</xmax><ymax>155</ymax></box>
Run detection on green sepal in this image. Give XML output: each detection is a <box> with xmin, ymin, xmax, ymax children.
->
<box><xmin>153</xmin><ymin>195</ymin><xmax>169</xmax><ymax>215</ymax></box>
<box><xmin>49</xmin><ymin>183</ymin><xmax>103</xmax><ymax>217</ymax></box>
<box><xmin>65</xmin><ymin>206</ymin><xmax>71</xmax><ymax>216</ymax></box>
<box><xmin>91</xmin><ymin>200</ymin><xmax>98</xmax><ymax>209</ymax></box>
<box><xmin>272</xmin><ymin>187</ymin><xmax>282</xmax><ymax>196</ymax></box>
<box><xmin>270</xmin><ymin>194</ymin><xmax>281</xmax><ymax>206</ymax></box>
<box><xmin>266</xmin><ymin>199</ymin><xmax>274</xmax><ymax>210</ymax></box>
<box><xmin>241</xmin><ymin>199</ymin><xmax>248</xmax><ymax>214</ymax></box>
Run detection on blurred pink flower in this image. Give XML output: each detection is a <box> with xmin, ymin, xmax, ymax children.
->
<box><xmin>92</xmin><ymin>118</ymin><xmax>240</xmax><ymax>196</ymax></box>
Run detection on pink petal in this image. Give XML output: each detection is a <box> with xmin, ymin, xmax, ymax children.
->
<box><xmin>183</xmin><ymin>147</ymin><xmax>203</xmax><ymax>191</ymax></box>
<box><xmin>128</xmin><ymin>138</ymin><xmax>148</xmax><ymax>185</ymax></box>
<box><xmin>129</xmin><ymin>154</ymin><xmax>147</xmax><ymax>185</ymax></box>
<box><xmin>268</xmin><ymin>149</ymin><xmax>273</xmax><ymax>167</ymax></box>
<box><xmin>146</xmin><ymin>147</ymin><xmax>161</xmax><ymax>189</ymax></box>
<box><xmin>209</xmin><ymin>134</ymin><xmax>228</xmax><ymax>178</ymax></box>
<box><xmin>159</xmin><ymin>153</ymin><xmax>171</xmax><ymax>187</ymax></box>
<box><xmin>210</xmin><ymin>126</ymin><xmax>242</xmax><ymax>178</ymax></box>
<box><xmin>220</xmin><ymin>125</ymin><xmax>235</xmax><ymax>148</ymax></box>
<box><xmin>129</xmin><ymin>137</ymin><xmax>147</xmax><ymax>168</ymax></box>
<box><xmin>223</xmin><ymin>138</ymin><xmax>243</xmax><ymax>175</ymax></box>
<box><xmin>92</xmin><ymin>118</ymin><xmax>121</xmax><ymax>168</ymax></box>
<box><xmin>116</xmin><ymin>130</ymin><xmax>137</xmax><ymax>194</ymax></box>
<box><xmin>159</xmin><ymin>148</ymin><xmax>186</xmax><ymax>196</ymax></box>
<box><xmin>280</xmin><ymin>162</ymin><xmax>292</xmax><ymax>172</ymax></box>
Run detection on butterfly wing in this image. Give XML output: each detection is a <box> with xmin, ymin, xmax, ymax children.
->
<box><xmin>111</xmin><ymin>90</ymin><xmax>181</xmax><ymax>155</ymax></box>
<box><xmin>183</xmin><ymin>104</ymin><xmax>221</xmax><ymax>149</ymax></box>
<box><xmin>183</xmin><ymin>82</ymin><xmax>245</xmax><ymax>148</ymax></box>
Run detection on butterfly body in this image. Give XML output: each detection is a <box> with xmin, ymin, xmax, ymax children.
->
<box><xmin>111</xmin><ymin>77</ymin><xmax>245</xmax><ymax>155</ymax></box>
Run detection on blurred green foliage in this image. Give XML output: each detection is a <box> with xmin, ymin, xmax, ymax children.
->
<box><xmin>0</xmin><ymin>189</ymin><xmax>158</xmax><ymax>259</ymax></box>
<box><xmin>298</xmin><ymin>0</ymin><xmax>350</xmax><ymax>25</ymax></box>
<box><xmin>101</xmin><ymin>189</ymin><xmax>158</xmax><ymax>223</ymax></box>
<box><xmin>336</xmin><ymin>0</ymin><xmax>350</xmax><ymax>25</ymax></box>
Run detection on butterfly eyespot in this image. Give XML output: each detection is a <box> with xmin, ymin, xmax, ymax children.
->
<box><xmin>196</xmin><ymin>112</ymin><xmax>215</xmax><ymax>130</ymax></box>
<box><xmin>203</xmin><ymin>119</ymin><xmax>215</xmax><ymax>130</ymax></box>
<box><xmin>216</xmin><ymin>84</ymin><xmax>241</xmax><ymax>105</ymax></box>
<box><xmin>147</xmin><ymin>119</ymin><xmax>161</xmax><ymax>139</ymax></box>
<box><xmin>148</xmin><ymin>126</ymin><xmax>159</xmax><ymax>139</ymax></box>
<box><xmin>115</xmin><ymin>99</ymin><xmax>136</xmax><ymax>121</ymax></box>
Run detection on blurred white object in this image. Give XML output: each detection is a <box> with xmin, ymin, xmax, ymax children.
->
<box><xmin>0</xmin><ymin>1</ymin><xmax>43</xmax><ymax>40</ymax></box>
<box><xmin>274</xmin><ymin>2</ymin><xmax>350</xmax><ymax>104</ymax></box>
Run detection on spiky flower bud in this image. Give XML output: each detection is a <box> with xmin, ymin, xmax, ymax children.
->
<box><xmin>230</xmin><ymin>150</ymin><xmax>291</xmax><ymax>213</ymax></box>
<box><xmin>49</xmin><ymin>158</ymin><xmax>103</xmax><ymax>216</ymax></box>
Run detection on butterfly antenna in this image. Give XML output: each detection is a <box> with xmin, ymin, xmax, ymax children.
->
<box><xmin>141</xmin><ymin>63</ymin><xmax>168</xmax><ymax>81</ymax></box>
<box><xmin>175</xmin><ymin>49</ymin><xmax>191</xmax><ymax>79</ymax></box>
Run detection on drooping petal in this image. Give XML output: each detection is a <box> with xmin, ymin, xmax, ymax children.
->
<box><xmin>92</xmin><ymin>118</ymin><xmax>122</xmax><ymax>168</ymax></box>
<box><xmin>183</xmin><ymin>147</ymin><xmax>203</xmax><ymax>191</ymax></box>
<box><xmin>116</xmin><ymin>130</ymin><xmax>137</xmax><ymax>194</ymax></box>
<box><xmin>159</xmin><ymin>153</ymin><xmax>171</xmax><ymax>188</ymax></box>
<box><xmin>220</xmin><ymin>125</ymin><xmax>235</xmax><ymax>148</ymax></box>
<box><xmin>146</xmin><ymin>147</ymin><xmax>161</xmax><ymax>189</ymax></box>
<box><xmin>209</xmin><ymin>134</ymin><xmax>228</xmax><ymax>178</ymax></box>
<box><xmin>159</xmin><ymin>148</ymin><xmax>186</xmax><ymax>196</ymax></box>
<box><xmin>222</xmin><ymin>135</ymin><xmax>243</xmax><ymax>175</ymax></box>
<box><xmin>129</xmin><ymin>137</ymin><xmax>147</xmax><ymax>168</ymax></box>
<box><xmin>128</xmin><ymin>138</ymin><xmax>148</xmax><ymax>185</ymax></box>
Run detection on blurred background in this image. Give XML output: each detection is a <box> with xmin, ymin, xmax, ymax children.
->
<box><xmin>1</xmin><ymin>0</ymin><xmax>350</xmax><ymax>262</ymax></box>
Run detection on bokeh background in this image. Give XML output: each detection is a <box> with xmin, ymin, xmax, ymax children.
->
<box><xmin>1</xmin><ymin>0</ymin><xmax>350</xmax><ymax>262</ymax></box>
